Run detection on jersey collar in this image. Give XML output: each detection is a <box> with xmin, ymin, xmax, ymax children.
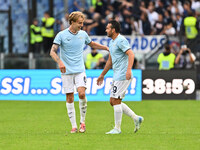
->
<box><xmin>68</xmin><ymin>28</ymin><xmax>78</xmax><ymax>35</ymax></box>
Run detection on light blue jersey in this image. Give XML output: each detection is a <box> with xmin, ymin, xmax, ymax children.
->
<box><xmin>109</xmin><ymin>34</ymin><xmax>133</xmax><ymax>81</ymax></box>
<box><xmin>53</xmin><ymin>28</ymin><xmax>91</xmax><ymax>74</ymax></box>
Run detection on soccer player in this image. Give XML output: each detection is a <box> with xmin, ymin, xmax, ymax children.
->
<box><xmin>50</xmin><ymin>11</ymin><xmax>109</xmax><ymax>133</ymax></box>
<box><xmin>97</xmin><ymin>20</ymin><xmax>144</xmax><ymax>134</ymax></box>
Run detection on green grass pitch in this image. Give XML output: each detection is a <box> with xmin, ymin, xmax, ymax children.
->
<box><xmin>0</xmin><ymin>100</ymin><xmax>200</xmax><ymax>150</ymax></box>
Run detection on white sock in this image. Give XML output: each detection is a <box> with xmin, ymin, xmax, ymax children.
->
<box><xmin>113</xmin><ymin>104</ymin><xmax>122</xmax><ymax>131</ymax></box>
<box><xmin>121</xmin><ymin>102</ymin><xmax>138</xmax><ymax>120</ymax></box>
<box><xmin>79</xmin><ymin>98</ymin><xmax>87</xmax><ymax>123</ymax></box>
<box><xmin>66</xmin><ymin>102</ymin><xmax>77</xmax><ymax>128</ymax></box>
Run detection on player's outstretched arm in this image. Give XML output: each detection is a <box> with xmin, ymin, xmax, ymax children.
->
<box><xmin>97</xmin><ymin>54</ymin><xmax>112</xmax><ymax>86</ymax></box>
<box><xmin>88</xmin><ymin>41</ymin><xmax>109</xmax><ymax>51</ymax></box>
<box><xmin>50</xmin><ymin>44</ymin><xmax>66</xmax><ymax>73</ymax></box>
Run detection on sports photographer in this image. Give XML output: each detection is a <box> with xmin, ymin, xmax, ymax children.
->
<box><xmin>175</xmin><ymin>45</ymin><xmax>196</xmax><ymax>69</ymax></box>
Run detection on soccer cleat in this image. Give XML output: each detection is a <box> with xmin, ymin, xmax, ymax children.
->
<box><xmin>70</xmin><ymin>128</ymin><xmax>78</xmax><ymax>133</ymax></box>
<box><xmin>79</xmin><ymin>122</ymin><xmax>86</xmax><ymax>133</ymax></box>
<box><xmin>106</xmin><ymin>128</ymin><xmax>121</xmax><ymax>134</ymax></box>
<box><xmin>134</xmin><ymin>116</ymin><xmax>144</xmax><ymax>133</ymax></box>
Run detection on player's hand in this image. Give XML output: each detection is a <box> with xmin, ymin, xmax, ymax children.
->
<box><xmin>126</xmin><ymin>70</ymin><xmax>132</xmax><ymax>80</ymax></box>
<box><xmin>59</xmin><ymin>60</ymin><xmax>66</xmax><ymax>73</ymax></box>
<box><xmin>97</xmin><ymin>75</ymin><xmax>104</xmax><ymax>86</ymax></box>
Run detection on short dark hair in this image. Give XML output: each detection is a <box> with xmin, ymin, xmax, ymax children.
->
<box><xmin>165</xmin><ymin>44</ymin><xmax>170</xmax><ymax>51</ymax></box>
<box><xmin>108</xmin><ymin>20</ymin><xmax>121</xmax><ymax>33</ymax></box>
<box><xmin>33</xmin><ymin>18</ymin><xmax>38</xmax><ymax>21</ymax></box>
<box><xmin>44</xmin><ymin>11</ymin><xmax>50</xmax><ymax>15</ymax></box>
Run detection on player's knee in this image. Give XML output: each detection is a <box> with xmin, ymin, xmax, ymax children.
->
<box><xmin>78</xmin><ymin>92</ymin><xmax>85</xmax><ymax>99</ymax></box>
<box><xmin>67</xmin><ymin>97</ymin><xmax>74</xmax><ymax>103</ymax></box>
<box><xmin>66</xmin><ymin>93</ymin><xmax>74</xmax><ymax>103</ymax></box>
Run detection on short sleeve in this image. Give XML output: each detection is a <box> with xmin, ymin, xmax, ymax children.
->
<box><xmin>84</xmin><ymin>32</ymin><xmax>92</xmax><ymax>45</ymax></box>
<box><xmin>53</xmin><ymin>32</ymin><xmax>61</xmax><ymax>45</ymax></box>
<box><xmin>118</xmin><ymin>38</ymin><xmax>131</xmax><ymax>52</ymax></box>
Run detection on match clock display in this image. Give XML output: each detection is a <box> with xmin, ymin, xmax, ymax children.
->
<box><xmin>142</xmin><ymin>70</ymin><xmax>196</xmax><ymax>100</ymax></box>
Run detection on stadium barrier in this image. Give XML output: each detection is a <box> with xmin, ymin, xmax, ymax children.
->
<box><xmin>0</xmin><ymin>69</ymin><xmax>197</xmax><ymax>101</ymax></box>
<box><xmin>86</xmin><ymin>35</ymin><xmax>166</xmax><ymax>53</ymax></box>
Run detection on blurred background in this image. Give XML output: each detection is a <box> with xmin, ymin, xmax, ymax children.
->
<box><xmin>0</xmin><ymin>0</ymin><xmax>200</xmax><ymax>100</ymax></box>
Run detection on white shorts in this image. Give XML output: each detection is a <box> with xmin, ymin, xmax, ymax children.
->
<box><xmin>61</xmin><ymin>72</ymin><xmax>87</xmax><ymax>94</ymax></box>
<box><xmin>110</xmin><ymin>79</ymin><xmax>132</xmax><ymax>99</ymax></box>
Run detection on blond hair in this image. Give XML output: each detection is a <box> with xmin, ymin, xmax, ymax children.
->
<box><xmin>69</xmin><ymin>11</ymin><xmax>85</xmax><ymax>25</ymax></box>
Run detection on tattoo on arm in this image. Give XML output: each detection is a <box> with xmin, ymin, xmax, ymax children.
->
<box><xmin>50</xmin><ymin>44</ymin><xmax>60</xmax><ymax>63</ymax></box>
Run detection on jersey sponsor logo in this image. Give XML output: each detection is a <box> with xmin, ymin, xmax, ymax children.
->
<box><xmin>64</xmin><ymin>37</ymin><xmax>71</xmax><ymax>41</ymax></box>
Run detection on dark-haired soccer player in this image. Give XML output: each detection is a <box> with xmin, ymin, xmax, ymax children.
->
<box><xmin>97</xmin><ymin>20</ymin><xmax>144</xmax><ymax>134</ymax></box>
